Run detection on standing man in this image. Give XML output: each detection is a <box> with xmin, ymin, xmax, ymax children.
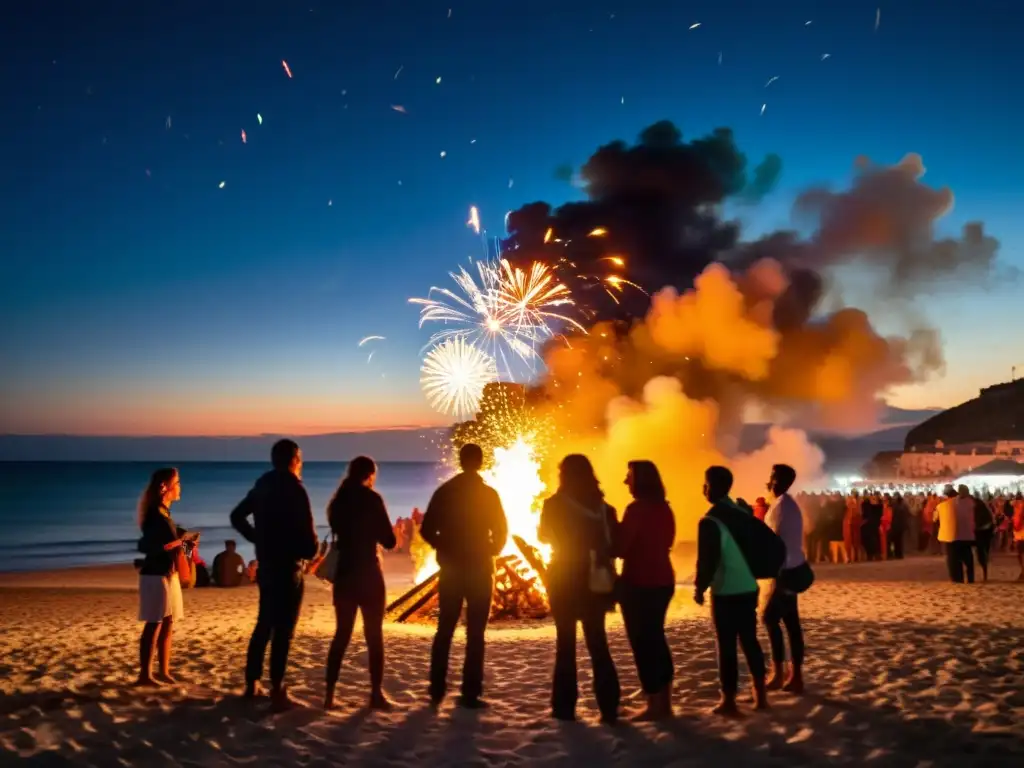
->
<box><xmin>694</xmin><ymin>465</ymin><xmax>769</xmax><ymax>717</ymax></box>
<box><xmin>936</xmin><ymin>484</ymin><xmax>976</xmax><ymax>584</ymax></box>
<box><xmin>763</xmin><ymin>464</ymin><xmax>807</xmax><ymax>695</ymax></box>
<box><xmin>231</xmin><ymin>439</ymin><xmax>318</xmax><ymax>711</ymax></box>
<box><xmin>421</xmin><ymin>443</ymin><xmax>508</xmax><ymax>709</ymax></box>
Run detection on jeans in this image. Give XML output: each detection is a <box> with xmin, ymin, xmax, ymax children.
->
<box><xmin>944</xmin><ymin>541</ymin><xmax>975</xmax><ymax>584</ymax></box>
<box><xmin>619</xmin><ymin>583</ymin><xmax>674</xmax><ymax>694</ymax></box>
<box><xmin>763</xmin><ymin>581</ymin><xmax>805</xmax><ymax>667</ymax></box>
<box><xmin>246</xmin><ymin>573</ymin><xmax>304</xmax><ymax>688</ymax></box>
<box><xmin>428</xmin><ymin>566</ymin><xmax>493</xmax><ymax>702</ymax></box>
<box><xmin>550</xmin><ymin>589</ymin><xmax>621</xmax><ymax>719</ymax></box>
<box><xmin>711</xmin><ymin>591</ymin><xmax>766</xmax><ymax>697</ymax></box>
<box><xmin>327</xmin><ymin>567</ymin><xmax>386</xmax><ymax>692</ymax></box>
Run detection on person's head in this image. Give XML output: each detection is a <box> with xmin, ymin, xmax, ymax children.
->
<box><xmin>226</xmin><ymin>539</ymin><xmax>237</xmax><ymax>553</ymax></box>
<box><xmin>271</xmin><ymin>439</ymin><xmax>302</xmax><ymax>477</ymax></box>
<box><xmin>755</xmin><ymin>496</ymin><xmax>767</xmax><ymax>509</ymax></box>
<box><xmin>558</xmin><ymin>454</ymin><xmax>603</xmax><ymax>507</ymax></box>
<box><xmin>703</xmin><ymin>465</ymin><xmax>733</xmax><ymax>504</ymax></box>
<box><xmin>345</xmin><ymin>455</ymin><xmax>377</xmax><ymax>488</ymax></box>
<box><xmin>459</xmin><ymin>443</ymin><xmax>484</xmax><ymax>473</ymax></box>
<box><xmin>767</xmin><ymin>464</ymin><xmax>796</xmax><ymax>498</ymax></box>
<box><xmin>137</xmin><ymin>467</ymin><xmax>180</xmax><ymax>527</ymax></box>
<box><xmin>625</xmin><ymin>460</ymin><xmax>666</xmax><ymax>502</ymax></box>
<box><xmin>943</xmin><ymin>484</ymin><xmax>957</xmax><ymax>499</ymax></box>
<box><xmin>957</xmin><ymin>484</ymin><xmax>970</xmax><ymax>498</ymax></box>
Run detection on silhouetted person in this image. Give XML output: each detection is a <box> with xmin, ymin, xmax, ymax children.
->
<box><xmin>213</xmin><ymin>540</ymin><xmax>245</xmax><ymax>587</ymax></box>
<box><xmin>231</xmin><ymin>439</ymin><xmax>318</xmax><ymax>712</ymax></box>
<box><xmin>539</xmin><ymin>454</ymin><xmax>621</xmax><ymax>724</ymax></box>
<box><xmin>936</xmin><ymin>484</ymin><xmax>975</xmax><ymax>584</ymax></box>
<box><xmin>972</xmin><ymin>494</ymin><xmax>995</xmax><ymax>582</ymax></box>
<box><xmin>616</xmin><ymin>460</ymin><xmax>675</xmax><ymax>721</ymax></box>
<box><xmin>889</xmin><ymin>493</ymin><xmax>909</xmax><ymax>560</ymax></box>
<box><xmin>421</xmin><ymin>443</ymin><xmax>508</xmax><ymax>709</ymax></box>
<box><xmin>763</xmin><ymin>464</ymin><xmax>806</xmax><ymax>695</ymax></box>
<box><xmin>324</xmin><ymin>456</ymin><xmax>396</xmax><ymax>710</ymax></box>
<box><xmin>694</xmin><ymin>465</ymin><xmax>768</xmax><ymax>717</ymax></box>
<box><xmin>860</xmin><ymin>494</ymin><xmax>884</xmax><ymax>561</ymax></box>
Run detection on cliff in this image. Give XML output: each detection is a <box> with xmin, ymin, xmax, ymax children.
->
<box><xmin>904</xmin><ymin>379</ymin><xmax>1024</xmax><ymax>450</ymax></box>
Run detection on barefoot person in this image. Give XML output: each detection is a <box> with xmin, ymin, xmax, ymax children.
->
<box><xmin>694</xmin><ymin>466</ymin><xmax>769</xmax><ymax>717</ymax></box>
<box><xmin>421</xmin><ymin>443</ymin><xmax>508</xmax><ymax>709</ymax></box>
<box><xmin>763</xmin><ymin>464</ymin><xmax>807</xmax><ymax>695</ymax></box>
<box><xmin>230</xmin><ymin>439</ymin><xmax>319</xmax><ymax>711</ymax></box>
<box><xmin>136</xmin><ymin>467</ymin><xmax>192</xmax><ymax>686</ymax></box>
<box><xmin>324</xmin><ymin>456</ymin><xmax>397</xmax><ymax>711</ymax></box>
<box><xmin>616</xmin><ymin>460</ymin><xmax>674</xmax><ymax>721</ymax></box>
<box><xmin>539</xmin><ymin>454</ymin><xmax>622</xmax><ymax>724</ymax></box>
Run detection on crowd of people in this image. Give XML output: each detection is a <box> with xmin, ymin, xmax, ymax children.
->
<box><xmin>131</xmin><ymin>440</ymin><xmax>1024</xmax><ymax>722</ymax></box>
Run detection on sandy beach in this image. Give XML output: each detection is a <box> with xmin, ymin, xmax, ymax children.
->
<box><xmin>2</xmin><ymin>552</ymin><xmax>1023</xmax><ymax>767</ymax></box>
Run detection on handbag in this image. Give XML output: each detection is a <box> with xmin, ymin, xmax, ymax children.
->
<box><xmin>587</xmin><ymin>503</ymin><xmax>616</xmax><ymax>596</ymax></box>
<box><xmin>779</xmin><ymin>560</ymin><xmax>815</xmax><ymax>594</ymax></box>
<box><xmin>315</xmin><ymin>535</ymin><xmax>339</xmax><ymax>583</ymax></box>
<box><xmin>176</xmin><ymin>542</ymin><xmax>196</xmax><ymax>588</ymax></box>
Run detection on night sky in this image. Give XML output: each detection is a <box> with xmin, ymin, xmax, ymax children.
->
<box><xmin>2</xmin><ymin>1</ymin><xmax>1021</xmax><ymax>436</ymax></box>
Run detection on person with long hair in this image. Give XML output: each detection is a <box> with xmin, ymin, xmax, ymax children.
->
<box><xmin>616</xmin><ymin>460</ymin><xmax>675</xmax><ymax>721</ymax></box>
<box><xmin>538</xmin><ymin>454</ymin><xmax>621</xmax><ymax>724</ymax></box>
<box><xmin>136</xmin><ymin>467</ymin><xmax>191</xmax><ymax>686</ymax></box>
<box><xmin>324</xmin><ymin>456</ymin><xmax>397</xmax><ymax>710</ymax></box>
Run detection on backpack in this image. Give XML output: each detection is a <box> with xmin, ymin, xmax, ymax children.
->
<box><xmin>710</xmin><ymin>501</ymin><xmax>786</xmax><ymax>579</ymax></box>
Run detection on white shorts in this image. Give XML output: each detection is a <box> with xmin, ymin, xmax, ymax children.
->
<box><xmin>138</xmin><ymin>573</ymin><xmax>184</xmax><ymax>623</ymax></box>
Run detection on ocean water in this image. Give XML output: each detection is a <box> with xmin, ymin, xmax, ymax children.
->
<box><xmin>0</xmin><ymin>461</ymin><xmax>443</xmax><ymax>572</ymax></box>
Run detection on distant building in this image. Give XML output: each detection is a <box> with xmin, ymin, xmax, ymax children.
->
<box><xmin>896</xmin><ymin>378</ymin><xmax>1024</xmax><ymax>479</ymax></box>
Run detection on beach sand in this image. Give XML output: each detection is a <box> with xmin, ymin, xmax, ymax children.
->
<box><xmin>2</xmin><ymin>552</ymin><xmax>1023</xmax><ymax>766</ymax></box>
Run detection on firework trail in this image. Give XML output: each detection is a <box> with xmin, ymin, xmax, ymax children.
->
<box><xmin>420</xmin><ymin>337</ymin><xmax>497</xmax><ymax>418</ymax></box>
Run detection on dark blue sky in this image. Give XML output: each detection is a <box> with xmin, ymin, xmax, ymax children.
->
<box><xmin>2</xmin><ymin>1</ymin><xmax>1021</xmax><ymax>435</ymax></box>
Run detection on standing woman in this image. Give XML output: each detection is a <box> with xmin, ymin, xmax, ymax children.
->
<box><xmin>538</xmin><ymin>454</ymin><xmax>621</xmax><ymax>724</ymax></box>
<box><xmin>136</xmin><ymin>467</ymin><xmax>189</xmax><ymax>686</ymax></box>
<box><xmin>324</xmin><ymin>456</ymin><xmax>397</xmax><ymax>710</ymax></box>
<box><xmin>616</xmin><ymin>460</ymin><xmax>675</xmax><ymax>721</ymax></box>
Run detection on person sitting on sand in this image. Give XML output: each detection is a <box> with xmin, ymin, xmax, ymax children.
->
<box><xmin>539</xmin><ymin>454</ymin><xmax>621</xmax><ymax>724</ymax></box>
<box><xmin>212</xmin><ymin>540</ymin><xmax>246</xmax><ymax>588</ymax></box>
<box><xmin>420</xmin><ymin>443</ymin><xmax>508</xmax><ymax>710</ymax></box>
<box><xmin>936</xmin><ymin>484</ymin><xmax>976</xmax><ymax>584</ymax></box>
<box><xmin>324</xmin><ymin>456</ymin><xmax>397</xmax><ymax>711</ymax></box>
<box><xmin>763</xmin><ymin>464</ymin><xmax>807</xmax><ymax>695</ymax></box>
<box><xmin>615</xmin><ymin>460</ymin><xmax>674</xmax><ymax>722</ymax></box>
<box><xmin>136</xmin><ymin>467</ymin><xmax>193</xmax><ymax>687</ymax></box>
<box><xmin>230</xmin><ymin>439</ymin><xmax>319</xmax><ymax>712</ymax></box>
<box><xmin>694</xmin><ymin>465</ymin><xmax>769</xmax><ymax>717</ymax></box>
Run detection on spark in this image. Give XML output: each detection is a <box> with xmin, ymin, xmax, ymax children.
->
<box><xmin>165</xmin><ymin>115</ymin><xmax>172</xmax><ymax>130</ymax></box>
<box><xmin>602</xmin><ymin>255</ymin><xmax>625</xmax><ymax>268</ymax></box>
<box><xmin>420</xmin><ymin>338</ymin><xmax>497</xmax><ymax>418</ymax></box>
<box><xmin>218</xmin><ymin>181</ymin><xmax>226</xmax><ymax>189</ymax></box>
<box><xmin>495</xmin><ymin>260</ymin><xmax>588</xmax><ymax>337</ymax></box>
<box><xmin>508</xmin><ymin>177</ymin><xmax>514</xmax><ymax>189</ymax></box>
<box><xmin>805</xmin><ymin>20</ymin><xmax>813</xmax><ymax>26</ymax></box>
<box><xmin>440</xmin><ymin>150</ymin><xmax>447</xmax><ymax>158</ymax></box>
<box><xmin>821</xmin><ymin>53</ymin><xmax>831</xmax><ymax>60</ymax></box>
<box><xmin>257</xmin><ymin>113</ymin><xmax>263</xmax><ymax>125</ymax></box>
<box><xmin>689</xmin><ymin>22</ymin><xmax>701</xmax><ymax>30</ymax></box>
<box><xmin>328</xmin><ymin>199</ymin><xmax>333</xmax><ymax>206</ymax></box>
<box><xmin>875</xmin><ymin>8</ymin><xmax>881</xmax><ymax>31</ymax></box>
<box><xmin>765</xmin><ymin>76</ymin><xmax>779</xmax><ymax>87</ymax></box>
<box><xmin>761</xmin><ymin>103</ymin><xmax>767</xmax><ymax>116</ymax></box>
<box><xmin>358</xmin><ymin>335</ymin><xmax>386</xmax><ymax>347</ymax></box>
<box><xmin>718</xmin><ymin>51</ymin><xmax>723</xmax><ymax>65</ymax></box>
<box><xmin>391</xmin><ymin>104</ymin><xmax>407</xmax><ymax>114</ymax></box>
<box><xmin>281</xmin><ymin>60</ymin><xmax>293</xmax><ymax>78</ymax></box>
<box><xmin>544</xmin><ymin>228</ymin><xmax>553</xmax><ymax>244</ymax></box>
<box><xmin>467</xmin><ymin>205</ymin><xmax>481</xmax><ymax>235</ymax></box>
<box><xmin>436</xmin><ymin>76</ymin><xmax>442</xmax><ymax>84</ymax></box>
<box><xmin>394</xmin><ymin>65</ymin><xmax>403</xmax><ymax>80</ymax></box>
<box><xmin>367</xmin><ymin>350</ymin><xmax>375</xmax><ymax>364</ymax></box>
<box><xmin>588</xmin><ymin>227</ymin><xmax>608</xmax><ymax>237</ymax></box>
<box><xmin>604</xmin><ymin>275</ymin><xmax>649</xmax><ymax>296</ymax></box>
<box><xmin>448</xmin><ymin>8</ymin><xmax>452</xmax><ymax>18</ymax></box>
<box><xmin>241</xmin><ymin>129</ymin><xmax>247</xmax><ymax>144</ymax></box>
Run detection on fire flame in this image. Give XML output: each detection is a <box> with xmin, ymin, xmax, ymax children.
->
<box><xmin>414</xmin><ymin>435</ymin><xmax>550</xmax><ymax>585</ymax></box>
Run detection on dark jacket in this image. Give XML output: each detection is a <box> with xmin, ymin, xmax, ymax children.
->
<box><xmin>420</xmin><ymin>472</ymin><xmax>507</xmax><ymax>572</ymax></box>
<box><xmin>327</xmin><ymin>482</ymin><xmax>396</xmax><ymax>583</ymax></box>
<box><xmin>694</xmin><ymin>498</ymin><xmax>759</xmax><ymax>597</ymax></box>
<box><xmin>230</xmin><ymin>469</ymin><xmax>318</xmax><ymax>580</ymax></box>
<box><xmin>538</xmin><ymin>491</ymin><xmax>618</xmax><ymax>598</ymax></box>
<box><xmin>138</xmin><ymin>505</ymin><xmax>186</xmax><ymax>577</ymax></box>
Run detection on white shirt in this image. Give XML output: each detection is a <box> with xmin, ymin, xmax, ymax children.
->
<box><xmin>765</xmin><ymin>492</ymin><xmax>806</xmax><ymax>570</ymax></box>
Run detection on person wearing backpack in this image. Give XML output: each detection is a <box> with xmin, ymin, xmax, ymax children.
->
<box><xmin>694</xmin><ymin>465</ymin><xmax>770</xmax><ymax>717</ymax></box>
<box><xmin>763</xmin><ymin>464</ymin><xmax>810</xmax><ymax>695</ymax></box>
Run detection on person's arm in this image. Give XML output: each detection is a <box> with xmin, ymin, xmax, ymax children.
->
<box><xmin>488</xmin><ymin>490</ymin><xmax>508</xmax><ymax>557</ymax></box>
<box><xmin>537</xmin><ymin>499</ymin><xmax>553</xmax><ymax>545</ymax></box>
<box><xmin>375</xmin><ymin>494</ymin><xmax>397</xmax><ymax>550</ymax></box>
<box><xmin>694</xmin><ymin>517</ymin><xmax>720</xmax><ymax>598</ymax></box>
<box><xmin>230</xmin><ymin>489</ymin><xmax>258</xmax><ymax>543</ymax></box>
<box><xmin>419</xmin><ymin>488</ymin><xmax>444</xmax><ymax>549</ymax></box>
<box><xmin>293</xmin><ymin>485</ymin><xmax>319</xmax><ymax>560</ymax></box>
<box><xmin>613</xmin><ymin>504</ymin><xmax>637</xmax><ymax>559</ymax></box>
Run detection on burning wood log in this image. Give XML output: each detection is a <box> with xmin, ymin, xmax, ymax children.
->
<box><xmin>386</xmin><ymin>538</ymin><xmax>550</xmax><ymax>624</ymax></box>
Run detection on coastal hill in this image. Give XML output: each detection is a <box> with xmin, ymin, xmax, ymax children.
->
<box><xmin>904</xmin><ymin>379</ymin><xmax>1024</xmax><ymax>450</ymax></box>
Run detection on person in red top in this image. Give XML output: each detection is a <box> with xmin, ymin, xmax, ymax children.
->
<box><xmin>616</xmin><ymin>460</ymin><xmax>676</xmax><ymax>721</ymax></box>
<box><xmin>753</xmin><ymin>497</ymin><xmax>768</xmax><ymax>521</ymax></box>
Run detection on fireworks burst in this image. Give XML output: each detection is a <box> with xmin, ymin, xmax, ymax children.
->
<box><xmin>419</xmin><ymin>337</ymin><xmax>497</xmax><ymax>418</ymax></box>
<box><xmin>496</xmin><ymin>260</ymin><xmax>588</xmax><ymax>337</ymax></box>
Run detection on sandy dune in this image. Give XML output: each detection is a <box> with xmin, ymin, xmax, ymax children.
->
<box><xmin>2</xmin><ymin>553</ymin><xmax>1023</xmax><ymax>766</ymax></box>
